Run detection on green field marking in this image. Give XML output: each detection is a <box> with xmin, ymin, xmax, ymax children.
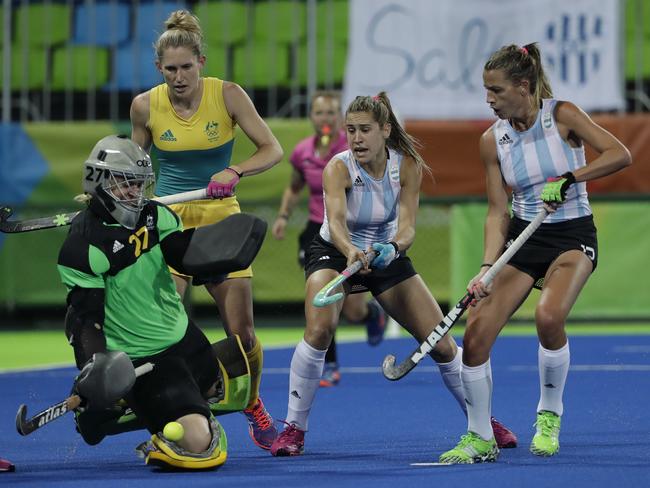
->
<box><xmin>1</xmin><ymin>323</ymin><xmax>648</xmax><ymax>371</ymax></box>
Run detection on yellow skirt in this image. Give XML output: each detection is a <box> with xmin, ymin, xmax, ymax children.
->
<box><xmin>168</xmin><ymin>196</ymin><xmax>253</xmax><ymax>279</ymax></box>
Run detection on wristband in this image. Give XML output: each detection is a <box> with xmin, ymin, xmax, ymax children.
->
<box><xmin>561</xmin><ymin>171</ymin><xmax>576</xmax><ymax>185</ymax></box>
<box><xmin>481</xmin><ymin>263</ymin><xmax>493</xmax><ymax>268</ymax></box>
<box><xmin>226</xmin><ymin>167</ymin><xmax>243</xmax><ymax>178</ymax></box>
<box><xmin>389</xmin><ymin>241</ymin><xmax>399</xmax><ymax>254</ymax></box>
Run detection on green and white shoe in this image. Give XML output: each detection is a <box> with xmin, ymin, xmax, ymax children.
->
<box><xmin>530</xmin><ymin>410</ymin><xmax>561</xmax><ymax>456</ymax></box>
<box><xmin>439</xmin><ymin>432</ymin><xmax>499</xmax><ymax>464</ymax></box>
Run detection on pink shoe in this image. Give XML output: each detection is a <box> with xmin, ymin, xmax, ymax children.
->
<box><xmin>491</xmin><ymin>417</ymin><xmax>518</xmax><ymax>448</ymax></box>
<box><xmin>270</xmin><ymin>422</ymin><xmax>305</xmax><ymax>457</ymax></box>
<box><xmin>0</xmin><ymin>458</ymin><xmax>15</xmax><ymax>472</ymax></box>
<box><xmin>243</xmin><ymin>398</ymin><xmax>278</xmax><ymax>450</ymax></box>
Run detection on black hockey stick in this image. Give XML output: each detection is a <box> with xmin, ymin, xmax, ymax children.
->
<box><xmin>0</xmin><ymin>188</ymin><xmax>208</xmax><ymax>233</ymax></box>
<box><xmin>382</xmin><ymin>209</ymin><xmax>548</xmax><ymax>381</ymax></box>
<box><xmin>16</xmin><ymin>362</ymin><xmax>153</xmax><ymax>436</ymax></box>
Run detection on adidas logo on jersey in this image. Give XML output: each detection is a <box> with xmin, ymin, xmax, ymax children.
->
<box><xmin>318</xmin><ymin>255</ymin><xmax>330</xmax><ymax>261</ymax></box>
<box><xmin>160</xmin><ymin>129</ymin><xmax>177</xmax><ymax>142</ymax></box>
<box><xmin>498</xmin><ymin>133</ymin><xmax>513</xmax><ymax>146</ymax></box>
<box><xmin>353</xmin><ymin>175</ymin><xmax>364</xmax><ymax>187</ymax></box>
<box><xmin>112</xmin><ymin>240</ymin><xmax>125</xmax><ymax>253</ymax></box>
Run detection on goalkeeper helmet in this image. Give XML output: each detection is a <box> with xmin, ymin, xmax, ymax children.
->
<box><xmin>83</xmin><ymin>135</ymin><xmax>154</xmax><ymax>229</ymax></box>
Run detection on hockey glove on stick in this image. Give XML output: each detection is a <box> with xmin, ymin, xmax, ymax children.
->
<box><xmin>540</xmin><ymin>172</ymin><xmax>575</xmax><ymax>203</ymax></box>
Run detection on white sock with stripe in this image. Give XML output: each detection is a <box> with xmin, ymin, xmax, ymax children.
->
<box><xmin>462</xmin><ymin>359</ymin><xmax>494</xmax><ymax>441</ymax></box>
<box><xmin>537</xmin><ymin>341</ymin><xmax>570</xmax><ymax>416</ymax></box>
<box><xmin>286</xmin><ymin>339</ymin><xmax>327</xmax><ymax>431</ymax></box>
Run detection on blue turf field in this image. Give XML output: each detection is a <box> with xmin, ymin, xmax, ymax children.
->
<box><xmin>2</xmin><ymin>335</ymin><xmax>650</xmax><ymax>487</ymax></box>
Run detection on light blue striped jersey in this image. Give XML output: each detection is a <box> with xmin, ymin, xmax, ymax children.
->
<box><xmin>493</xmin><ymin>98</ymin><xmax>591</xmax><ymax>222</ymax></box>
<box><xmin>320</xmin><ymin>148</ymin><xmax>402</xmax><ymax>250</ymax></box>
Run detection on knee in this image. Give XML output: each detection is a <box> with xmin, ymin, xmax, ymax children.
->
<box><xmin>461</xmin><ymin>317</ymin><xmax>492</xmax><ymax>364</ymax></box>
<box><xmin>176</xmin><ymin>414</ymin><xmax>212</xmax><ymax>453</ymax></box>
<box><xmin>461</xmin><ymin>332</ymin><xmax>483</xmax><ymax>357</ymax></box>
<box><xmin>430</xmin><ymin>337</ymin><xmax>457</xmax><ymax>363</ymax></box>
<box><xmin>535</xmin><ymin>305</ymin><xmax>565</xmax><ymax>336</ymax></box>
<box><xmin>341</xmin><ymin>304</ymin><xmax>366</xmax><ymax>324</ymax></box>
<box><xmin>304</xmin><ymin>322</ymin><xmax>334</xmax><ymax>350</ymax></box>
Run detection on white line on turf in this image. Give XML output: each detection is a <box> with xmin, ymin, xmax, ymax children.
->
<box><xmin>410</xmin><ymin>462</ymin><xmax>454</xmax><ymax>466</ymax></box>
<box><xmin>263</xmin><ymin>364</ymin><xmax>650</xmax><ymax>375</ymax></box>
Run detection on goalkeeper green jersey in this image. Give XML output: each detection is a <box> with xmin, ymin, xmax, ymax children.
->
<box><xmin>57</xmin><ymin>202</ymin><xmax>187</xmax><ymax>358</ymax></box>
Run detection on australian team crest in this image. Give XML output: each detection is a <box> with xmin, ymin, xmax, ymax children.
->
<box><xmin>205</xmin><ymin>121</ymin><xmax>219</xmax><ymax>142</ymax></box>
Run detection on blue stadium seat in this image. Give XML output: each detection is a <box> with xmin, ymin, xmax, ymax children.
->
<box><xmin>111</xmin><ymin>43</ymin><xmax>162</xmax><ymax>92</ymax></box>
<box><xmin>135</xmin><ymin>0</ymin><xmax>188</xmax><ymax>45</ymax></box>
<box><xmin>108</xmin><ymin>1</ymin><xmax>186</xmax><ymax>91</ymax></box>
<box><xmin>72</xmin><ymin>1</ymin><xmax>131</xmax><ymax>46</ymax></box>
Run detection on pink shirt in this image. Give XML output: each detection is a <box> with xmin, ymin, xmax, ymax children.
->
<box><xmin>289</xmin><ymin>129</ymin><xmax>348</xmax><ymax>224</ymax></box>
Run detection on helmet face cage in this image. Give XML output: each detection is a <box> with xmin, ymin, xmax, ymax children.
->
<box><xmin>83</xmin><ymin>135</ymin><xmax>155</xmax><ymax>229</ymax></box>
<box><xmin>103</xmin><ymin>169</ymin><xmax>155</xmax><ymax>212</ymax></box>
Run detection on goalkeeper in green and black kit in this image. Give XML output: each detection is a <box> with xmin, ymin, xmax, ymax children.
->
<box><xmin>57</xmin><ymin>135</ymin><xmax>262</xmax><ymax>470</ymax></box>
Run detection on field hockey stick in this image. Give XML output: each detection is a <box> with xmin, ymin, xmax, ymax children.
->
<box><xmin>0</xmin><ymin>188</ymin><xmax>208</xmax><ymax>233</ymax></box>
<box><xmin>16</xmin><ymin>362</ymin><xmax>154</xmax><ymax>436</ymax></box>
<box><xmin>382</xmin><ymin>209</ymin><xmax>548</xmax><ymax>381</ymax></box>
<box><xmin>312</xmin><ymin>251</ymin><xmax>378</xmax><ymax>307</ymax></box>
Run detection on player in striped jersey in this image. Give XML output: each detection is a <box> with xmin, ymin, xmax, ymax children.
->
<box><xmin>271</xmin><ymin>92</ymin><xmax>515</xmax><ymax>457</ymax></box>
<box><xmin>271</xmin><ymin>91</ymin><xmax>388</xmax><ymax>388</ymax></box>
<box><xmin>440</xmin><ymin>43</ymin><xmax>632</xmax><ymax>464</ymax></box>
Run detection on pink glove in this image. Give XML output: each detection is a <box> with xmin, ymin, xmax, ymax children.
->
<box><xmin>207</xmin><ymin>167</ymin><xmax>241</xmax><ymax>198</ymax></box>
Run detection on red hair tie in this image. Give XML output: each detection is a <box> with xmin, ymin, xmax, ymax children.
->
<box><xmin>520</xmin><ymin>46</ymin><xmax>528</xmax><ymax>55</ymax></box>
<box><xmin>372</xmin><ymin>95</ymin><xmax>380</xmax><ymax>101</ymax></box>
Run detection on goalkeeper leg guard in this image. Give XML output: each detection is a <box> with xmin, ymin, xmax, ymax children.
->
<box><xmin>144</xmin><ymin>415</ymin><xmax>227</xmax><ymax>470</ymax></box>
<box><xmin>208</xmin><ymin>335</ymin><xmax>251</xmax><ymax>415</ymax></box>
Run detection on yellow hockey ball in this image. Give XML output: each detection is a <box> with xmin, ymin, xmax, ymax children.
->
<box><xmin>163</xmin><ymin>421</ymin><xmax>184</xmax><ymax>442</ymax></box>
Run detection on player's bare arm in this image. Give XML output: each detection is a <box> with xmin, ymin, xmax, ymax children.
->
<box><xmin>393</xmin><ymin>155</ymin><xmax>420</xmax><ymax>252</ymax></box>
<box><xmin>129</xmin><ymin>91</ymin><xmax>152</xmax><ymax>152</ymax></box>
<box><xmin>322</xmin><ymin>159</ymin><xmax>363</xmax><ymax>267</ymax></box>
<box><xmin>554</xmin><ymin>101</ymin><xmax>632</xmax><ymax>181</ymax></box>
<box><xmin>480</xmin><ymin>128</ymin><xmax>510</xmax><ymax>265</ymax></box>
<box><xmin>222</xmin><ymin>81</ymin><xmax>283</xmax><ymax>176</ymax></box>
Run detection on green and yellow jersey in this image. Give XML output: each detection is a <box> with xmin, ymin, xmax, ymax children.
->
<box><xmin>148</xmin><ymin>77</ymin><xmax>236</xmax><ymax>196</ymax></box>
<box><xmin>57</xmin><ymin>203</ymin><xmax>187</xmax><ymax>359</ymax></box>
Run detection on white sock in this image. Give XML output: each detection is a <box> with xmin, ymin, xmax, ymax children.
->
<box><xmin>437</xmin><ymin>346</ymin><xmax>467</xmax><ymax>415</ymax></box>
<box><xmin>286</xmin><ymin>339</ymin><xmax>327</xmax><ymax>431</ymax></box>
<box><xmin>462</xmin><ymin>360</ymin><xmax>493</xmax><ymax>441</ymax></box>
<box><xmin>537</xmin><ymin>341</ymin><xmax>570</xmax><ymax>416</ymax></box>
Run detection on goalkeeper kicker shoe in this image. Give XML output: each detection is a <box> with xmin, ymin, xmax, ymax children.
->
<box><xmin>491</xmin><ymin>417</ymin><xmax>518</xmax><ymax>448</ymax></box>
<box><xmin>243</xmin><ymin>398</ymin><xmax>278</xmax><ymax>450</ymax></box>
<box><xmin>439</xmin><ymin>432</ymin><xmax>499</xmax><ymax>464</ymax></box>
<box><xmin>270</xmin><ymin>422</ymin><xmax>305</xmax><ymax>457</ymax></box>
<box><xmin>530</xmin><ymin>410</ymin><xmax>561</xmax><ymax>456</ymax></box>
